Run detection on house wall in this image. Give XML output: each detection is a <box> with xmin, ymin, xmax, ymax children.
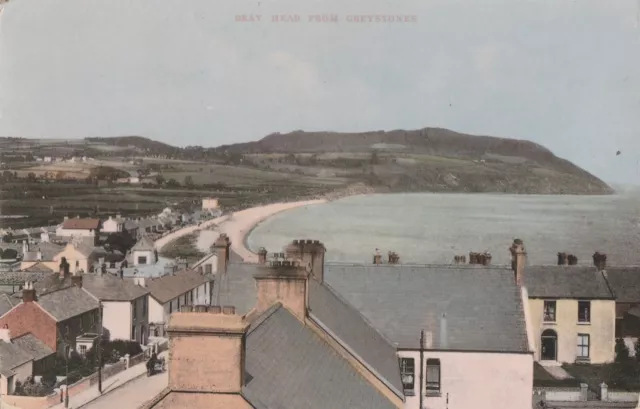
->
<box><xmin>102</xmin><ymin>219</ymin><xmax>123</xmax><ymax>233</ymax></box>
<box><xmin>20</xmin><ymin>260</ymin><xmax>58</xmax><ymax>271</ymax></box>
<box><xmin>398</xmin><ymin>350</ymin><xmax>533</xmax><ymax>409</ymax></box>
<box><xmin>53</xmin><ymin>245</ymin><xmax>97</xmax><ymax>274</ymax></box>
<box><xmin>102</xmin><ymin>301</ymin><xmax>132</xmax><ymax>341</ymax></box>
<box><xmin>133</xmin><ymin>250</ymin><xmax>154</xmax><ymax>266</ymax></box>
<box><xmin>0</xmin><ymin>303</ymin><xmax>57</xmax><ymax>351</ymax></box>
<box><xmin>55</xmin><ymin>227</ymin><xmax>96</xmax><ymax>238</ymax></box>
<box><xmin>149</xmin><ymin>297</ymin><xmax>164</xmax><ymax>328</ymax></box>
<box><xmin>58</xmin><ymin>310</ymin><xmax>100</xmax><ymax>355</ymax></box>
<box><xmin>0</xmin><ymin>360</ymin><xmax>33</xmax><ymax>395</ymax></box>
<box><xmin>528</xmin><ymin>298</ymin><xmax>615</xmax><ymax>364</ymax></box>
<box><xmin>132</xmin><ymin>295</ymin><xmax>149</xmax><ymax>344</ymax></box>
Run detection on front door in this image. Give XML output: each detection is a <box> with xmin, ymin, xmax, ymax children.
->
<box><xmin>541</xmin><ymin>330</ymin><xmax>558</xmax><ymax>361</ymax></box>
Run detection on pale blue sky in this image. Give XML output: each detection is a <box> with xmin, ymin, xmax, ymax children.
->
<box><xmin>0</xmin><ymin>0</ymin><xmax>639</xmax><ymax>184</ymax></box>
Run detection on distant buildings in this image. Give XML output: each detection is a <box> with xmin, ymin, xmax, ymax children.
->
<box><xmin>201</xmin><ymin>197</ymin><xmax>219</xmax><ymax>211</ymax></box>
<box><xmin>55</xmin><ymin>217</ymin><xmax>102</xmax><ymax>239</ymax></box>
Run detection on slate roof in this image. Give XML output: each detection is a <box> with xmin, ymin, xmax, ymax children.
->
<box><xmin>602</xmin><ymin>267</ymin><xmax>640</xmax><ymax>303</ymax></box>
<box><xmin>307</xmin><ymin>279</ymin><xmax>403</xmax><ymax>397</ymax></box>
<box><xmin>22</xmin><ymin>262</ymin><xmax>54</xmax><ymax>273</ymax></box>
<box><xmin>0</xmin><ymin>293</ymin><xmax>18</xmax><ymax>316</ymax></box>
<box><xmin>242</xmin><ymin>304</ymin><xmax>397</xmax><ymax>409</ymax></box>
<box><xmin>0</xmin><ymin>340</ymin><xmax>33</xmax><ymax>376</ymax></box>
<box><xmin>523</xmin><ymin>266</ymin><xmax>615</xmax><ymax>300</ymax></box>
<box><xmin>131</xmin><ymin>236</ymin><xmax>155</xmax><ymax>252</ymax></box>
<box><xmin>36</xmin><ymin>286</ymin><xmax>100</xmax><ymax>321</ymax></box>
<box><xmin>82</xmin><ymin>273</ymin><xmax>149</xmax><ymax>301</ymax></box>
<box><xmin>62</xmin><ymin>218</ymin><xmax>101</xmax><ymax>230</ymax></box>
<box><xmin>218</xmin><ymin>263</ymin><xmax>262</xmax><ymax>313</ymax></box>
<box><xmin>324</xmin><ymin>263</ymin><xmax>531</xmax><ymax>352</ymax></box>
<box><xmin>11</xmin><ymin>333</ymin><xmax>54</xmax><ymax>361</ymax></box>
<box><xmin>23</xmin><ymin>242</ymin><xmax>64</xmax><ymax>261</ymax></box>
<box><xmin>145</xmin><ymin>269</ymin><xmax>210</xmax><ymax>304</ymax></box>
<box><xmin>0</xmin><ymin>270</ymin><xmax>50</xmax><ymax>285</ymax></box>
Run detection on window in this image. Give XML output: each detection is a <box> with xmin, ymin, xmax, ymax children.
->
<box><xmin>577</xmin><ymin>334</ymin><xmax>590</xmax><ymax>359</ymax></box>
<box><xmin>205</xmin><ymin>264</ymin><xmax>212</xmax><ymax>274</ymax></box>
<box><xmin>132</xmin><ymin>325</ymin><xmax>137</xmax><ymax>341</ymax></box>
<box><xmin>109</xmin><ymin>262</ymin><xmax>116</xmax><ymax>268</ymax></box>
<box><xmin>426</xmin><ymin>359</ymin><xmax>441</xmax><ymax>394</ymax></box>
<box><xmin>578</xmin><ymin>301</ymin><xmax>591</xmax><ymax>323</ymax></box>
<box><xmin>138</xmin><ymin>256</ymin><xmax>147</xmax><ymax>265</ymax></box>
<box><xmin>544</xmin><ymin>301</ymin><xmax>556</xmax><ymax>322</ymax></box>
<box><xmin>133</xmin><ymin>301</ymin><xmax>137</xmax><ymax>319</ymax></box>
<box><xmin>79</xmin><ymin>345</ymin><xmax>87</xmax><ymax>356</ymax></box>
<box><xmin>169</xmin><ymin>302</ymin><xmax>173</xmax><ymax>314</ymax></box>
<box><xmin>143</xmin><ymin>297</ymin><xmax>147</xmax><ymax>316</ymax></box>
<box><xmin>399</xmin><ymin>357</ymin><xmax>415</xmax><ymax>395</ymax></box>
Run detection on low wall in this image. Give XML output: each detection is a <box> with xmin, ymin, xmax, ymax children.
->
<box><xmin>608</xmin><ymin>391</ymin><xmax>640</xmax><ymax>402</ymax></box>
<box><xmin>533</xmin><ymin>386</ymin><xmax>584</xmax><ymax>402</ymax></box>
<box><xmin>2</xmin><ymin>357</ymin><xmax>132</xmax><ymax>409</ymax></box>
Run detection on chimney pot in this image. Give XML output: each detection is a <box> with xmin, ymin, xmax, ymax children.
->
<box><xmin>222</xmin><ymin>306</ymin><xmax>236</xmax><ymax>315</ymax></box>
<box><xmin>209</xmin><ymin>305</ymin><xmax>222</xmax><ymax>314</ymax></box>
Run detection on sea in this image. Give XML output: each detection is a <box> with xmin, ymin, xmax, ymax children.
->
<box><xmin>246</xmin><ymin>192</ymin><xmax>640</xmax><ymax>266</ymax></box>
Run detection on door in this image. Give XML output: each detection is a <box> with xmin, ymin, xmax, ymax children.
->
<box><xmin>541</xmin><ymin>329</ymin><xmax>558</xmax><ymax>361</ymax></box>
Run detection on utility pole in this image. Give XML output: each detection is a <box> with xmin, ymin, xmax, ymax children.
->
<box><xmin>64</xmin><ymin>344</ymin><xmax>70</xmax><ymax>408</ymax></box>
<box><xmin>98</xmin><ymin>301</ymin><xmax>103</xmax><ymax>393</ymax></box>
<box><xmin>419</xmin><ymin>330</ymin><xmax>425</xmax><ymax>409</ymax></box>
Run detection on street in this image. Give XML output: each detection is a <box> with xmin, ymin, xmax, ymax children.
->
<box><xmin>80</xmin><ymin>371</ymin><xmax>167</xmax><ymax>409</ymax></box>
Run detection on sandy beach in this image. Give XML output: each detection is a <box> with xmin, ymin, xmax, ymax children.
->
<box><xmin>156</xmin><ymin>199</ymin><xmax>327</xmax><ymax>262</ymax></box>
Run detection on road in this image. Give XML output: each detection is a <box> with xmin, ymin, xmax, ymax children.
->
<box><xmin>81</xmin><ymin>371</ymin><xmax>167</xmax><ymax>409</ymax></box>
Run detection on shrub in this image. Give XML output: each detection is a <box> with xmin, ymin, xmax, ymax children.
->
<box><xmin>41</xmin><ymin>371</ymin><xmax>57</xmax><ymax>388</ymax></box>
<box><xmin>615</xmin><ymin>338</ymin><xmax>630</xmax><ymax>363</ymax></box>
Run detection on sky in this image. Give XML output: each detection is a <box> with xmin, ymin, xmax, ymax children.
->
<box><xmin>0</xmin><ymin>0</ymin><xmax>639</xmax><ymax>185</ymax></box>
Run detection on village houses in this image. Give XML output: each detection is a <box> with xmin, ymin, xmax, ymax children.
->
<box><xmin>55</xmin><ymin>217</ymin><xmax>102</xmax><ymax>241</ymax></box>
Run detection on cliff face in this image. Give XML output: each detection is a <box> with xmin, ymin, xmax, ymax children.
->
<box><xmin>218</xmin><ymin>128</ymin><xmax>613</xmax><ymax>195</ymax></box>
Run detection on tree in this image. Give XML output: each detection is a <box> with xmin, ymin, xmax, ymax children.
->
<box><xmin>166</xmin><ymin>179</ymin><xmax>180</xmax><ymax>188</ymax></box>
<box><xmin>2</xmin><ymin>232</ymin><xmax>13</xmax><ymax>243</ymax></box>
<box><xmin>27</xmin><ymin>172</ymin><xmax>37</xmax><ymax>182</ymax></box>
<box><xmin>615</xmin><ymin>338</ymin><xmax>630</xmax><ymax>363</ymax></box>
<box><xmin>184</xmin><ymin>176</ymin><xmax>194</xmax><ymax>187</ymax></box>
<box><xmin>370</xmin><ymin>150</ymin><xmax>379</xmax><ymax>165</ymax></box>
<box><xmin>2</xmin><ymin>170</ymin><xmax>12</xmax><ymax>180</ymax></box>
<box><xmin>155</xmin><ymin>174</ymin><xmax>165</xmax><ymax>185</ymax></box>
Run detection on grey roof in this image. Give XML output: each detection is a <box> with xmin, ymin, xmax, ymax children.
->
<box><xmin>37</xmin><ymin>286</ymin><xmax>100</xmax><ymax>321</ymax></box>
<box><xmin>81</xmin><ymin>273</ymin><xmax>149</xmax><ymax>301</ymax></box>
<box><xmin>11</xmin><ymin>333</ymin><xmax>54</xmax><ymax>361</ymax></box>
<box><xmin>131</xmin><ymin>236</ymin><xmax>155</xmax><ymax>252</ymax></box>
<box><xmin>308</xmin><ymin>279</ymin><xmax>403</xmax><ymax>397</ymax></box>
<box><xmin>325</xmin><ymin>263</ymin><xmax>530</xmax><ymax>352</ymax></box>
<box><xmin>144</xmin><ymin>269</ymin><xmax>210</xmax><ymax>304</ymax></box>
<box><xmin>243</xmin><ymin>304</ymin><xmax>397</xmax><ymax>409</ymax></box>
<box><xmin>602</xmin><ymin>267</ymin><xmax>640</xmax><ymax>303</ymax></box>
<box><xmin>0</xmin><ymin>270</ymin><xmax>50</xmax><ymax>285</ymax></box>
<box><xmin>23</xmin><ymin>242</ymin><xmax>64</xmax><ymax>261</ymax></box>
<box><xmin>524</xmin><ymin>266</ymin><xmax>615</xmax><ymax>299</ymax></box>
<box><xmin>0</xmin><ymin>340</ymin><xmax>33</xmax><ymax>376</ymax></box>
<box><xmin>0</xmin><ymin>293</ymin><xmax>18</xmax><ymax>316</ymax></box>
<box><xmin>219</xmin><ymin>263</ymin><xmax>262</xmax><ymax>314</ymax></box>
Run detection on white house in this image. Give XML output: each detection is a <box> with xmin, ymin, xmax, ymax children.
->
<box><xmin>137</xmin><ymin>270</ymin><xmax>212</xmax><ymax>337</ymax></box>
<box><xmin>192</xmin><ymin>252</ymin><xmax>218</xmax><ymax>275</ymax></box>
<box><xmin>55</xmin><ymin>217</ymin><xmax>101</xmax><ymax>238</ymax></box>
<box><xmin>0</xmin><ymin>330</ymin><xmax>35</xmax><ymax>395</ymax></box>
<box><xmin>102</xmin><ymin>215</ymin><xmax>125</xmax><ymax>234</ymax></box>
<box><xmin>202</xmin><ymin>197</ymin><xmax>219</xmax><ymax>211</ymax></box>
<box><xmin>131</xmin><ymin>236</ymin><xmax>157</xmax><ymax>266</ymax></box>
<box><xmin>322</xmin><ymin>261</ymin><xmax>535</xmax><ymax>409</ymax></box>
<box><xmin>81</xmin><ymin>272</ymin><xmax>150</xmax><ymax>344</ymax></box>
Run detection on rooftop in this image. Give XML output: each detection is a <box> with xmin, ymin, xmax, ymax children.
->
<box><xmin>61</xmin><ymin>218</ymin><xmax>101</xmax><ymax>230</ymax></box>
<box><xmin>11</xmin><ymin>333</ymin><xmax>54</xmax><ymax>361</ymax></box>
<box><xmin>523</xmin><ymin>265</ymin><xmax>615</xmax><ymax>299</ymax></box>
<box><xmin>602</xmin><ymin>267</ymin><xmax>640</xmax><ymax>303</ymax></box>
<box><xmin>144</xmin><ymin>269</ymin><xmax>211</xmax><ymax>304</ymax></box>
<box><xmin>36</xmin><ymin>285</ymin><xmax>100</xmax><ymax>321</ymax></box>
<box><xmin>82</xmin><ymin>273</ymin><xmax>149</xmax><ymax>301</ymax></box>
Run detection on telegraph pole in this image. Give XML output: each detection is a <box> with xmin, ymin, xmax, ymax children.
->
<box><xmin>419</xmin><ymin>330</ymin><xmax>425</xmax><ymax>409</ymax></box>
<box><xmin>97</xmin><ymin>301</ymin><xmax>103</xmax><ymax>393</ymax></box>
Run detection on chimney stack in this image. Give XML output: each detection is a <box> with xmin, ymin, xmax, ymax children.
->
<box><xmin>59</xmin><ymin>258</ymin><xmax>69</xmax><ymax>278</ymax></box>
<box><xmin>593</xmin><ymin>252</ymin><xmax>607</xmax><ymax>271</ymax></box>
<box><xmin>258</xmin><ymin>248</ymin><xmax>268</xmax><ymax>264</ymax></box>
<box><xmin>22</xmin><ymin>281</ymin><xmax>36</xmax><ymax>303</ymax></box>
<box><xmin>214</xmin><ymin>233</ymin><xmax>231</xmax><ymax>276</ymax></box>
<box><xmin>388</xmin><ymin>251</ymin><xmax>400</xmax><ymax>264</ymax></box>
<box><xmin>373</xmin><ymin>248</ymin><xmax>382</xmax><ymax>265</ymax></box>
<box><xmin>166</xmin><ymin>306</ymin><xmax>249</xmax><ymax>393</ymax></box>
<box><xmin>509</xmin><ymin>239</ymin><xmax>527</xmax><ymax>286</ymax></box>
<box><xmin>557</xmin><ymin>252</ymin><xmax>568</xmax><ymax>266</ymax></box>
<box><xmin>283</xmin><ymin>239</ymin><xmax>326</xmax><ymax>282</ymax></box>
<box><xmin>567</xmin><ymin>254</ymin><xmax>578</xmax><ymax>265</ymax></box>
<box><xmin>71</xmin><ymin>274</ymin><xmax>83</xmax><ymax>288</ymax></box>
<box><xmin>22</xmin><ymin>240</ymin><xmax>29</xmax><ymax>257</ymax></box>
<box><xmin>253</xmin><ymin>260</ymin><xmax>309</xmax><ymax>321</ymax></box>
<box><xmin>482</xmin><ymin>252</ymin><xmax>492</xmax><ymax>265</ymax></box>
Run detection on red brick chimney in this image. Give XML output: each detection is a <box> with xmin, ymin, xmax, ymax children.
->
<box><xmin>253</xmin><ymin>260</ymin><xmax>309</xmax><ymax>321</ymax></box>
<box><xmin>167</xmin><ymin>305</ymin><xmax>248</xmax><ymax>393</ymax></box>
<box><xmin>373</xmin><ymin>248</ymin><xmax>382</xmax><ymax>265</ymax></box>
<box><xmin>258</xmin><ymin>248</ymin><xmax>268</xmax><ymax>264</ymax></box>
<box><xmin>509</xmin><ymin>239</ymin><xmax>527</xmax><ymax>286</ymax></box>
<box><xmin>22</xmin><ymin>281</ymin><xmax>37</xmax><ymax>303</ymax></box>
<box><xmin>214</xmin><ymin>233</ymin><xmax>231</xmax><ymax>275</ymax></box>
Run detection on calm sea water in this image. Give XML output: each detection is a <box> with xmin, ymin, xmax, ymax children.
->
<box><xmin>247</xmin><ymin>193</ymin><xmax>640</xmax><ymax>266</ymax></box>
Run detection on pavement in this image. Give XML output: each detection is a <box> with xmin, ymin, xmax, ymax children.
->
<box><xmin>50</xmin><ymin>351</ymin><xmax>168</xmax><ymax>409</ymax></box>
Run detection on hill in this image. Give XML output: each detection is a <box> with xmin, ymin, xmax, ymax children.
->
<box><xmin>216</xmin><ymin>128</ymin><xmax>613</xmax><ymax>195</ymax></box>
